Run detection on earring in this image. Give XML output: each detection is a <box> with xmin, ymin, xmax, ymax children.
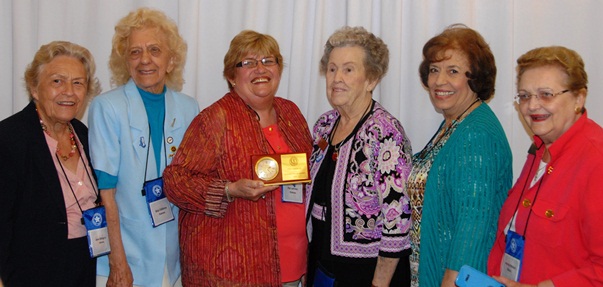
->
<box><xmin>575</xmin><ymin>106</ymin><xmax>582</xmax><ymax>114</ymax></box>
<box><xmin>231</xmin><ymin>82</ymin><xmax>236</xmax><ymax>87</ymax></box>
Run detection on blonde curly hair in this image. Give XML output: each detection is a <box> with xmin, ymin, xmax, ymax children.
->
<box><xmin>109</xmin><ymin>7</ymin><xmax>187</xmax><ymax>91</ymax></box>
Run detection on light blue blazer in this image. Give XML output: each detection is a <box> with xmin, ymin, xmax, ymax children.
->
<box><xmin>88</xmin><ymin>79</ymin><xmax>199</xmax><ymax>287</ymax></box>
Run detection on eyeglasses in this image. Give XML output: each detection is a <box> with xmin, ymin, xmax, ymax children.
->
<box><xmin>235</xmin><ymin>57</ymin><xmax>279</xmax><ymax>69</ymax></box>
<box><xmin>127</xmin><ymin>45</ymin><xmax>165</xmax><ymax>60</ymax></box>
<box><xmin>514</xmin><ymin>89</ymin><xmax>570</xmax><ymax>105</ymax></box>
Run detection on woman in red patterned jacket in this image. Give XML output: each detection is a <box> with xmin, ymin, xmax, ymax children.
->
<box><xmin>163</xmin><ymin>30</ymin><xmax>312</xmax><ymax>286</ymax></box>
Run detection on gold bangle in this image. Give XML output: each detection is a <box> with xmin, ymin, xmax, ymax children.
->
<box><xmin>224</xmin><ymin>182</ymin><xmax>234</xmax><ymax>202</ymax></box>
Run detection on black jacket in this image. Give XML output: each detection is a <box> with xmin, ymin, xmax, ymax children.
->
<box><xmin>0</xmin><ymin>101</ymin><xmax>97</xmax><ymax>286</ymax></box>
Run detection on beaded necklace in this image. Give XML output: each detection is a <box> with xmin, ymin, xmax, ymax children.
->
<box><xmin>37</xmin><ymin>110</ymin><xmax>77</xmax><ymax>161</ymax></box>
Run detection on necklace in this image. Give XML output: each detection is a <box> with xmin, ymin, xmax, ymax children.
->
<box><xmin>329</xmin><ymin>100</ymin><xmax>373</xmax><ymax>161</ymax></box>
<box><xmin>38</xmin><ymin>115</ymin><xmax>77</xmax><ymax>161</ymax></box>
<box><xmin>329</xmin><ymin>119</ymin><xmax>344</xmax><ymax>161</ymax></box>
<box><xmin>417</xmin><ymin>97</ymin><xmax>481</xmax><ymax>160</ymax></box>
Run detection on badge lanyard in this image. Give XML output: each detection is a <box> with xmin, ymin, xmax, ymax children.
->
<box><xmin>55</xmin><ymin>127</ymin><xmax>110</xmax><ymax>258</ymax></box>
<box><xmin>140</xmin><ymin>120</ymin><xmax>175</xmax><ymax>227</ymax></box>
<box><xmin>502</xmin><ymin>143</ymin><xmax>547</xmax><ymax>281</ymax></box>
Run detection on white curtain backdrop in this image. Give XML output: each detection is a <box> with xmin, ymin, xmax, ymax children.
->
<box><xmin>2</xmin><ymin>0</ymin><xmax>602</xmax><ymax>181</ymax></box>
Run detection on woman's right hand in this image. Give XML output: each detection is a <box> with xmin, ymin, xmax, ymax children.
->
<box><xmin>106</xmin><ymin>260</ymin><xmax>133</xmax><ymax>287</ymax></box>
<box><xmin>227</xmin><ymin>179</ymin><xmax>278</xmax><ymax>201</ymax></box>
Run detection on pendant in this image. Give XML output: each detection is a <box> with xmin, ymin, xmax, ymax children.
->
<box><xmin>332</xmin><ymin>151</ymin><xmax>338</xmax><ymax>161</ymax></box>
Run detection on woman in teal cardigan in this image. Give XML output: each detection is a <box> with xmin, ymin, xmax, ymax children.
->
<box><xmin>407</xmin><ymin>24</ymin><xmax>512</xmax><ymax>287</ymax></box>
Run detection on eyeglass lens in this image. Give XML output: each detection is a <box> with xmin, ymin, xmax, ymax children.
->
<box><xmin>236</xmin><ymin>57</ymin><xmax>278</xmax><ymax>68</ymax></box>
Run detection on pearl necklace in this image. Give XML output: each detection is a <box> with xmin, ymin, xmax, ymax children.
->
<box><xmin>39</xmin><ymin>117</ymin><xmax>77</xmax><ymax>161</ymax></box>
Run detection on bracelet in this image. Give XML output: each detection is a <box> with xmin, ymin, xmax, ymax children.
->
<box><xmin>224</xmin><ymin>182</ymin><xmax>235</xmax><ymax>202</ymax></box>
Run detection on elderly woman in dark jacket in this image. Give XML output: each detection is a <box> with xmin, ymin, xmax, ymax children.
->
<box><xmin>0</xmin><ymin>41</ymin><xmax>102</xmax><ymax>287</ymax></box>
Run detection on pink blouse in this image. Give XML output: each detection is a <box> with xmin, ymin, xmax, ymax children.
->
<box><xmin>43</xmin><ymin>131</ymin><xmax>97</xmax><ymax>239</ymax></box>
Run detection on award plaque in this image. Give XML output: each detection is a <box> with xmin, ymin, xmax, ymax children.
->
<box><xmin>251</xmin><ymin>152</ymin><xmax>311</xmax><ymax>185</ymax></box>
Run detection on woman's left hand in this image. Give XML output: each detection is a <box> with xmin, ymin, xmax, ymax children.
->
<box><xmin>493</xmin><ymin>276</ymin><xmax>555</xmax><ymax>287</ymax></box>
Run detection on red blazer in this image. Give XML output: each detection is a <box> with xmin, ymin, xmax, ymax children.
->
<box><xmin>488</xmin><ymin>112</ymin><xmax>603</xmax><ymax>287</ymax></box>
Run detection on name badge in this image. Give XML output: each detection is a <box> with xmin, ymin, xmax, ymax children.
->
<box><xmin>282</xmin><ymin>184</ymin><xmax>303</xmax><ymax>203</ymax></box>
<box><xmin>501</xmin><ymin>230</ymin><xmax>524</xmax><ymax>281</ymax></box>
<box><xmin>82</xmin><ymin>206</ymin><xmax>111</xmax><ymax>258</ymax></box>
<box><xmin>141</xmin><ymin>177</ymin><xmax>175</xmax><ymax>227</ymax></box>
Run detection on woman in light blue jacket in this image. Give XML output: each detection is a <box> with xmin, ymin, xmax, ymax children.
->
<box><xmin>88</xmin><ymin>8</ymin><xmax>198</xmax><ymax>287</ymax></box>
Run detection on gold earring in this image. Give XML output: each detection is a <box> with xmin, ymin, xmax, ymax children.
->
<box><xmin>575</xmin><ymin>106</ymin><xmax>582</xmax><ymax>114</ymax></box>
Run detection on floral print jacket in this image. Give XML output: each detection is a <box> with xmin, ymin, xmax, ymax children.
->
<box><xmin>306</xmin><ymin>101</ymin><xmax>413</xmax><ymax>258</ymax></box>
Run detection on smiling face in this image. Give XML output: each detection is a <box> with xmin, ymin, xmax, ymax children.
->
<box><xmin>230</xmin><ymin>53</ymin><xmax>281</xmax><ymax>105</ymax></box>
<box><xmin>518</xmin><ymin>65</ymin><xmax>585</xmax><ymax>146</ymax></box>
<box><xmin>325</xmin><ymin>46</ymin><xmax>377</xmax><ymax>113</ymax></box>
<box><xmin>31</xmin><ymin>55</ymin><xmax>88</xmax><ymax>126</ymax></box>
<box><xmin>427</xmin><ymin>49</ymin><xmax>477</xmax><ymax>121</ymax></box>
<box><xmin>126</xmin><ymin>27</ymin><xmax>174</xmax><ymax>94</ymax></box>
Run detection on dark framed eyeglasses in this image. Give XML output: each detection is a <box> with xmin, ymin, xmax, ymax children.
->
<box><xmin>235</xmin><ymin>57</ymin><xmax>279</xmax><ymax>69</ymax></box>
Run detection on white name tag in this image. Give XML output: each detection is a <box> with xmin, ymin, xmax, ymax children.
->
<box><xmin>88</xmin><ymin>227</ymin><xmax>111</xmax><ymax>257</ymax></box>
<box><xmin>149</xmin><ymin>197</ymin><xmax>175</xmax><ymax>227</ymax></box>
<box><xmin>501</xmin><ymin>253</ymin><xmax>521</xmax><ymax>281</ymax></box>
<box><xmin>282</xmin><ymin>184</ymin><xmax>303</xmax><ymax>203</ymax></box>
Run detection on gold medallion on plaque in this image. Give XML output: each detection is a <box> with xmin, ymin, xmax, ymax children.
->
<box><xmin>255</xmin><ymin>156</ymin><xmax>279</xmax><ymax>181</ymax></box>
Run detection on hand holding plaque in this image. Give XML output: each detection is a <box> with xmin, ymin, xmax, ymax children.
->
<box><xmin>252</xmin><ymin>152</ymin><xmax>311</xmax><ymax>186</ymax></box>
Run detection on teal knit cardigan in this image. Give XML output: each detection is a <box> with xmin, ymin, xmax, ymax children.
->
<box><xmin>418</xmin><ymin>103</ymin><xmax>512</xmax><ymax>287</ymax></box>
